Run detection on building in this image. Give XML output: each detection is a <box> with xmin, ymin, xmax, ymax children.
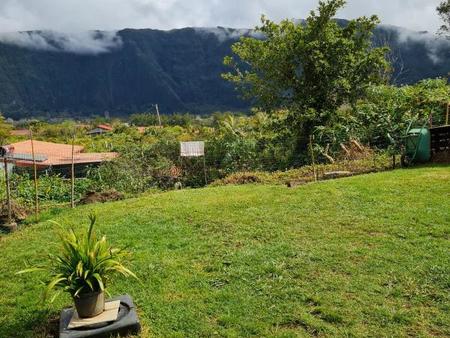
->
<box><xmin>87</xmin><ymin>124</ymin><xmax>113</xmax><ymax>136</ymax></box>
<box><xmin>1</xmin><ymin>140</ymin><xmax>118</xmax><ymax>176</ymax></box>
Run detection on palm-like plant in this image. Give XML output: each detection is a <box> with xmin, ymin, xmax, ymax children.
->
<box><xmin>18</xmin><ymin>214</ymin><xmax>137</xmax><ymax>301</ymax></box>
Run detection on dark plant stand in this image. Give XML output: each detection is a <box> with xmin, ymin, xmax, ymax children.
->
<box><xmin>59</xmin><ymin>294</ymin><xmax>140</xmax><ymax>338</ymax></box>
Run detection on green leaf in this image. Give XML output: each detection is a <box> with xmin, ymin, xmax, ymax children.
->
<box><xmin>93</xmin><ymin>273</ymin><xmax>105</xmax><ymax>291</ymax></box>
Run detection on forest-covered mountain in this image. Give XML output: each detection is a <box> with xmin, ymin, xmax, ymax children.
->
<box><xmin>0</xmin><ymin>24</ymin><xmax>448</xmax><ymax>119</ymax></box>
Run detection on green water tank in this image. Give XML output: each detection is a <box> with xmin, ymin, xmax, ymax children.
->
<box><xmin>405</xmin><ymin>128</ymin><xmax>431</xmax><ymax>163</ymax></box>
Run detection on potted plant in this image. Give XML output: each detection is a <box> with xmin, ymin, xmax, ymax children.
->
<box><xmin>18</xmin><ymin>214</ymin><xmax>137</xmax><ymax>318</ymax></box>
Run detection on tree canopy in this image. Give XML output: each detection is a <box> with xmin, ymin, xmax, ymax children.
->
<box><xmin>438</xmin><ymin>0</ymin><xmax>450</xmax><ymax>36</ymax></box>
<box><xmin>223</xmin><ymin>0</ymin><xmax>389</xmax><ymax>159</ymax></box>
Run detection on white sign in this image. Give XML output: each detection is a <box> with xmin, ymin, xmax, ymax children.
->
<box><xmin>180</xmin><ymin>141</ymin><xmax>205</xmax><ymax>157</ymax></box>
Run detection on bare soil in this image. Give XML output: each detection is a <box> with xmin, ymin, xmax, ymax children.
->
<box><xmin>79</xmin><ymin>190</ymin><xmax>125</xmax><ymax>205</ymax></box>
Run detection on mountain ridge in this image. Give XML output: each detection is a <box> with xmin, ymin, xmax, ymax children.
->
<box><xmin>0</xmin><ymin>23</ymin><xmax>448</xmax><ymax>119</ymax></box>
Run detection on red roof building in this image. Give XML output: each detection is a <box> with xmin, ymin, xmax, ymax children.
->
<box><xmin>97</xmin><ymin>124</ymin><xmax>113</xmax><ymax>131</ymax></box>
<box><xmin>87</xmin><ymin>124</ymin><xmax>113</xmax><ymax>135</ymax></box>
<box><xmin>3</xmin><ymin>140</ymin><xmax>117</xmax><ymax>169</ymax></box>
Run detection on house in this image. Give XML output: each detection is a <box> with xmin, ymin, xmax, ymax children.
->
<box><xmin>87</xmin><ymin>124</ymin><xmax>113</xmax><ymax>136</ymax></box>
<box><xmin>1</xmin><ymin>140</ymin><xmax>118</xmax><ymax>176</ymax></box>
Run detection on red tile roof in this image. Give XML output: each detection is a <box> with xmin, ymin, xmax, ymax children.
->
<box><xmin>4</xmin><ymin>140</ymin><xmax>117</xmax><ymax>167</ymax></box>
<box><xmin>97</xmin><ymin>124</ymin><xmax>113</xmax><ymax>131</ymax></box>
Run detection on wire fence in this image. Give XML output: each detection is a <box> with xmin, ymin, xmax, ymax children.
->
<box><xmin>0</xmin><ymin>128</ymin><xmax>218</xmax><ymax>229</ymax></box>
<box><xmin>0</xmin><ymin>126</ymin><xmax>402</xmax><ymax>231</ymax></box>
<box><xmin>0</xmin><ymin>128</ymin><xmax>119</xmax><ymax>227</ymax></box>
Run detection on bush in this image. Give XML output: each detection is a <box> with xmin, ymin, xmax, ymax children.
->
<box><xmin>87</xmin><ymin>142</ymin><xmax>181</xmax><ymax>193</ymax></box>
<box><xmin>6</xmin><ymin>173</ymin><xmax>93</xmax><ymax>206</ymax></box>
<box><xmin>212</xmin><ymin>153</ymin><xmax>392</xmax><ymax>186</ymax></box>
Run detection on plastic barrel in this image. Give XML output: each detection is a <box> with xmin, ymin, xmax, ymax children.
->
<box><xmin>405</xmin><ymin>128</ymin><xmax>431</xmax><ymax>163</ymax></box>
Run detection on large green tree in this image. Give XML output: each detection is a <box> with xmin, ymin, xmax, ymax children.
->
<box><xmin>438</xmin><ymin>0</ymin><xmax>450</xmax><ymax>36</ymax></box>
<box><xmin>223</xmin><ymin>0</ymin><xmax>389</xmax><ymax>161</ymax></box>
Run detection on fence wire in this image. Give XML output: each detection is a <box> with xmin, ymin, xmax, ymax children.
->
<box><xmin>0</xmin><ymin>124</ymin><xmax>399</xmax><ymax>227</ymax></box>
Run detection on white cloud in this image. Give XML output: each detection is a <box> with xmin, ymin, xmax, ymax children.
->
<box><xmin>394</xmin><ymin>27</ymin><xmax>450</xmax><ymax>64</ymax></box>
<box><xmin>194</xmin><ymin>27</ymin><xmax>264</xmax><ymax>42</ymax></box>
<box><xmin>0</xmin><ymin>0</ymin><xmax>444</xmax><ymax>54</ymax></box>
<box><xmin>0</xmin><ymin>30</ymin><xmax>122</xmax><ymax>54</ymax></box>
<box><xmin>0</xmin><ymin>0</ymin><xmax>443</xmax><ymax>33</ymax></box>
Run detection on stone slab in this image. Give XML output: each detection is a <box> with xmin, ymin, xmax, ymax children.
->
<box><xmin>59</xmin><ymin>294</ymin><xmax>140</xmax><ymax>338</ymax></box>
<box><xmin>68</xmin><ymin>300</ymin><xmax>120</xmax><ymax>329</ymax></box>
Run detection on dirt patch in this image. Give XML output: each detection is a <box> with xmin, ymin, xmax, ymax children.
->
<box><xmin>220</xmin><ymin>173</ymin><xmax>263</xmax><ymax>185</ymax></box>
<box><xmin>79</xmin><ymin>190</ymin><xmax>125</xmax><ymax>205</ymax></box>
<box><xmin>286</xmin><ymin>177</ymin><xmax>313</xmax><ymax>188</ymax></box>
<box><xmin>0</xmin><ymin>200</ymin><xmax>29</xmax><ymax>225</ymax></box>
<box><xmin>322</xmin><ymin>171</ymin><xmax>353</xmax><ymax>180</ymax></box>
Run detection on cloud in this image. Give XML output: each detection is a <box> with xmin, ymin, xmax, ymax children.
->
<box><xmin>194</xmin><ymin>27</ymin><xmax>264</xmax><ymax>43</ymax></box>
<box><xmin>0</xmin><ymin>0</ymin><xmax>444</xmax><ymax>54</ymax></box>
<box><xmin>0</xmin><ymin>30</ymin><xmax>122</xmax><ymax>54</ymax></box>
<box><xmin>393</xmin><ymin>26</ymin><xmax>450</xmax><ymax>64</ymax></box>
<box><xmin>0</xmin><ymin>0</ymin><xmax>443</xmax><ymax>33</ymax></box>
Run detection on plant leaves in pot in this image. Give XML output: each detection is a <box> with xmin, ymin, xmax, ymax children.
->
<box><xmin>17</xmin><ymin>214</ymin><xmax>138</xmax><ymax>318</ymax></box>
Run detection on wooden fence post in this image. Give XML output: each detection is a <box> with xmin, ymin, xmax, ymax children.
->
<box><xmin>29</xmin><ymin>129</ymin><xmax>39</xmax><ymax>222</ymax></box>
<box><xmin>309</xmin><ymin>135</ymin><xmax>317</xmax><ymax>182</ymax></box>
<box><xmin>71</xmin><ymin>134</ymin><xmax>75</xmax><ymax>208</ymax></box>
<box><xmin>203</xmin><ymin>155</ymin><xmax>207</xmax><ymax>186</ymax></box>
<box><xmin>446</xmin><ymin>102</ymin><xmax>449</xmax><ymax>126</ymax></box>
<box><xmin>3</xmin><ymin>157</ymin><xmax>12</xmax><ymax>225</ymax></box>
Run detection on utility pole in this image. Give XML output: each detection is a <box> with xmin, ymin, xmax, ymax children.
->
<box><xmin>155</xmin><ymin>104</ymin><xmax>162</xmax><ymax>127</ymax></box>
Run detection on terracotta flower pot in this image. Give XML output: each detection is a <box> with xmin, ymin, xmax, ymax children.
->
<box><xmin>74</xmin><ymin>291</ymin><xmax>105</xmax><ymax>318</ymax></box>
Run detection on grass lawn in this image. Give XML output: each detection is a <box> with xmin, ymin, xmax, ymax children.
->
<box><xmin>0</xmin><ymin>165</ymin><xmax>449</xmax><ymax>337</ymax></box>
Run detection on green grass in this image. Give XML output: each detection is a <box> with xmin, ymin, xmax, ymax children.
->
<box><xmin>0</xmin><ymin>166</ymin><xmax>449</xmax><ymax>337</ymax></box>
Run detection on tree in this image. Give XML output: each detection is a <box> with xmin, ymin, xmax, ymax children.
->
<box><xmin>438</xmin><ymin>0</ymin><xmax>450</xmax><ymax>36</ymax></box>
<box><xmin>223</xmin><ymin>0</ymin><xmax>389</xmax><ymax>162</ymax></box>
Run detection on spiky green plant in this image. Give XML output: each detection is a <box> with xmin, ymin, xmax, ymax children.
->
<box><xmin>18</xmin><ymin>214</ymin><xmax>137</xmax><ymax>301</ymax></box>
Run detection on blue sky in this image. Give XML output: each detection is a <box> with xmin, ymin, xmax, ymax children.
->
<box><xmin>0</xmin><ymin>0</ymin><xmax>443</xmax><ymax>33</ymax></box>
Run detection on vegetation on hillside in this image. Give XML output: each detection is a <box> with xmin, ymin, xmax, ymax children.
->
<box><xmin>0</xmin><ymin>75</ymin><xmax>447</xmax><ymax>209</ymax></box>
<box><xmin>0</xmin><ymin>21</ymin><xmax>448</xmax><ymax>118</ymax></box>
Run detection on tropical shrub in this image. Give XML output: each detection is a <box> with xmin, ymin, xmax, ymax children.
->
<box><xmin>7</xmin><ymin>173</ymin><xmax>93</xmax><ymax>205</ymax></box>
<box><xmin>351</xmin><ymin>78</ymin><xmax>450</xmax><ymax>152</ymax></box>
<box><xmin>17</xmin><ymin>215</ymin><xmax>137</xmax><ymax>300</ymax></box>
<box><xmin>311</xmin><ymin>78</ymin><xmax>449</xmax><ymax>159</ymax></box>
